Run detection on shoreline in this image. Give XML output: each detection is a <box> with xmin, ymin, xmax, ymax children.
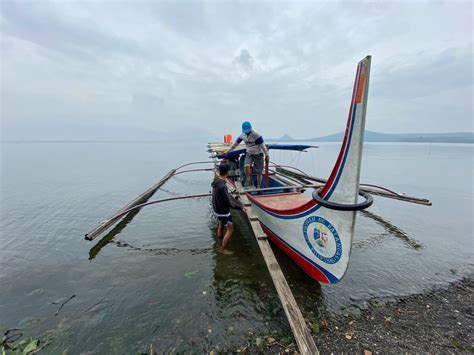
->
<box><xmin>2</xmin><ymin>278</ymin><xmax>472</xmax><ymax>353</ymax></box>
<box><xmin>261</xmin><ymin>277</ymin><xmax>473</xmax><ymax>353</ymax></box>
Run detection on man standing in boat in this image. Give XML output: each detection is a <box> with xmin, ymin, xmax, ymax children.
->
<box><xmin>226</xmin><ymin>121</ymin><xmax>269</xmax><ymax>188</ymax></box>
<box><xmin>212</xmin><ymin>162</ymin><xmax>246</xmax><ymax>255</ymax></box>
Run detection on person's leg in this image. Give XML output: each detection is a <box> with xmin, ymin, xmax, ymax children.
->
<box><xmin>220</xmin><ymin>222</ymin><xmax>234</xmax><ymax>255</ymax></box>
<box><xmin>244</xmin><ymin>154</ymin><xmax>253</xmax><ymax>185</ymax></box>
<box><xmin>257</xmin><ymin>174</ymin><xmax>262</xmax><ymax>189</ymax></box>
<box><xmin>217</xmin><ymin>221</ymin><xmax>224</xmax><ymax>239</ymax></box>
<box><xmin>253</xmin><ymin>154</ymin><xmax>264</xmax><ymax>189</ymax></box>
<box><xmin>244</xmin><ymin>165</ymin><xmax>252</xmax><ymax>185</ymax></box>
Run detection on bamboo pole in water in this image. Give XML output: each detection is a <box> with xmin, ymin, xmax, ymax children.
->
<box><xmin>84</xmin><ymin>169</ymin><xmax>176</xmax><ymax>241</ymax></box>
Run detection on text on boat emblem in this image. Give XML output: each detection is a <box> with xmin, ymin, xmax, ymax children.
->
<box><xmin>302</xmin><ymin>216</ymin><xmax>342</xmax><ymax>264</ymax></box>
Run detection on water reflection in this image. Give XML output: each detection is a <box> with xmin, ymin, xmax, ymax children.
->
<box><xmin>88</xmin><ymin>207</ymin><xmax>143</xmax><ymax>260</ymax></box>
<box><xmin>358</xmin><ymin>210</ymin><xmax>423</xmax><ymax>250</ymax></box>
<box><xmin>209</xmin><ymin>210</ymin><xmax>327</xmax><ymax>347</ymax></box>
<box><xmin>88</xmin><ymin>188</ymin><xmax>209</xmax><ymax>259</ymax></box>
<box><xmin>110</xmin><ymin>240</ymin><xmax>212</xmax><ymax>256</ymax></box>
<box><xmin>209</xmin><ymin>211</ymin><xmax>291</xmax><ymax>348</ymax></box>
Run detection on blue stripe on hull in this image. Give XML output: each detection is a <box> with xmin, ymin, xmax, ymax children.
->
<box><xmin>259</xmin><ymin>220</ymin><xmax>340</xmax><ymax>283</ymax></box>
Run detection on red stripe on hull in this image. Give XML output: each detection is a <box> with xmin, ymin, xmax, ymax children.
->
<box><xmin>261</xmin><ymin>224</ymin><xmax>330</xmax><ymax>284</ymax></box>
<box><xmin>319</xmin><ymin>63</ymin><xmax>361</xmax><ymax>197</ymax></box>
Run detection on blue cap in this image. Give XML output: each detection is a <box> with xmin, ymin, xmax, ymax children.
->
<box><xmin>242</xmin><ymin>121</ymin><xmax>252</xmax><ymax>134</ymax></box>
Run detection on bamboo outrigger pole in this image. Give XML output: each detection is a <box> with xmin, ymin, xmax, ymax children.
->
<box><xmin>276</xmin><ymin>167</ymin><xmax>432</xmax><ymax>206</ymax></box>
<box><xmin>84</xmin><ymin>161</ymin><xmax>215</xmax><ymax>242</ymax></box>
<box><xmin>84</xmin><ymin>169</ymin><xmax>176</xmax><ymax>241</ymax></box>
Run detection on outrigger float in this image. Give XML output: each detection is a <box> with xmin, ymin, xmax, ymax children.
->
<box><xmin>85</xmin><ymin>56</ymin><xmax>431</xmax><ymax>354</ymax></box>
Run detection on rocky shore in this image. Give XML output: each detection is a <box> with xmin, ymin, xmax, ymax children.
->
<box><xmin>265</xmin><ymin>277</ymin><xmax>473</xmax><ymax>354</ymax></box>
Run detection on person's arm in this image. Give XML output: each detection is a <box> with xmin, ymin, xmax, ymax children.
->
<box><xmin>228</xmin><ymin>191</ymin><xmax>244</xmax><ymax>210</ymax></box>
<box><xmin>226</xmin><ymin>136</ymin><xmax>243</xmax><ymax>155</ymax></box>
<box><xmin>223</xmin><ymin>184</ymin><xmax>245</xmax><ymax>211</ymax></box>
<box><xmin>255</xmin><ymin>135</ymin><xmax>269</xmax><ymax>160</ymax></box>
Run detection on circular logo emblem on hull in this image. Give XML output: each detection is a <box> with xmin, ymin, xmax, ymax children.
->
<box><xmin>302</xmin><ymin>216</ymin><xmax>342</xmax><ymax>264</ymax></box>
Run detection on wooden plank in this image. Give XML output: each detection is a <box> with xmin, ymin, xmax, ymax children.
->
<box><xmin>250</xmin><ymin>220</ymin><xmax>263</xmax><ymax>231</ymax></box>
<box><xmin>235</xmin><ymin>181</ymin><xmax>319</xmax><ymax>355</ymax></box>
<box><xmin>248</xmin><ymin>213</ymin><xmax>259</xmax><ymax>221</ymax></box>
<box><xmin>85</xmin><ymin>169</ymin><xmax>176</xmax><ymax>241</ymax></box>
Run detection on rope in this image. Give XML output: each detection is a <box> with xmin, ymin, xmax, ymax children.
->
<box><xmin>313</xmin><ymin>188</ymin><xmax>373</xmax><ymax>211</ymax></box>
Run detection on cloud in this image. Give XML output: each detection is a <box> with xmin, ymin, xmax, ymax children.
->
<box><xmin>1</xmin><ymin>1</ymin><xmax>472</xmax><ymax>140</ymax></box>
<box><xmin>234</xmin><ymin>49</ymin><xmax>254</xmax><ymax>70</ymax></box>
<box><xmin>1</xmin><ymin>1</ymin><xmax>144</xmax><ymax>60</ymax></box>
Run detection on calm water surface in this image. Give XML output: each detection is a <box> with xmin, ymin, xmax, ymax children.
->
<box><xmin>1</xmin><ymin>141</ymin><xmax>472</xmax><ymax>353</ymax></box>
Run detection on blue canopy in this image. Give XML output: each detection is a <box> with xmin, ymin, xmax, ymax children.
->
<box><xmin>216</xmin><ymin>144</ymin><xmax>315</xmax><ymax>159</ymax></box>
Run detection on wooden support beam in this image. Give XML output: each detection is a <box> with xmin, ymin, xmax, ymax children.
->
<box><xmin>85</xmin><ymin>169</ymin><xmax>176</xmax><ymax>241</ymax></box>
<box><xmin>235</xmin><ymin>181</ymin><xmax>319</xmax><ymax>355</ymax></box>
<box><xmin>248</xmin><ymin>213</ymin><xmax>259</xmax><ymax>221</ymax></box>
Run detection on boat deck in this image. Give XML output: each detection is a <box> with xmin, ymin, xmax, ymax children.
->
<box><xmin>251</xmin><ymin>192</ymin><xmax>311</xmax><ymax>211</ymax></box>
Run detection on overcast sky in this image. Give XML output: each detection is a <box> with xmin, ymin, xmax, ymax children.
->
<box><xmin>1</xmin><ymin>1</ymin><xmax>472</xmax><ymax>140</ymax></box>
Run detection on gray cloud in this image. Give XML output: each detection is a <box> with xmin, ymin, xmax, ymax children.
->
<box><xmin>234</xmin><ymin>49</ymin><xmax>254</xmax><ymax>70</ymax></box>
<box><xmin>1</xmin><ymin>1</ymin><xmax>472</xmax><ymax>140</ymax></box>
<box><xmin>1</xmin><ymin>1</ymin><xmax>144</xmax><ymax>60</ymax></box>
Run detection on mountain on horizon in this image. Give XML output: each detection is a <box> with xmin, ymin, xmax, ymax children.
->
<box><xmin>268</xmin><ymin>130</ymin><xmax>474</xmax><ymax>144</ymax></box>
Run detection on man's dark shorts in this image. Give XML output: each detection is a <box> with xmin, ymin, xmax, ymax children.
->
<box><xmin>244</xmin><ymin>153</ymin><xmax>264</xmax><ymax>174</ymax></box>
<box><xmin>217</xmin><ymin>214</ymin><xmax>233</xmax><ymax>226</ymax></box>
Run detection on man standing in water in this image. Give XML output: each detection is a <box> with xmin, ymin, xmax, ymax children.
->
<box><xmin>226</xmin><ymin>121</ymin><xmax>269</xmax><ymax>188</ymax></box>
<box><xmin>211</xmin><ymin>162</ymin><xmax>246</xmax><ymax>255</ymax></box>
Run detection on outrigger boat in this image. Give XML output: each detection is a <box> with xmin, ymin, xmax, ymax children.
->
<box><xmin>85</xmin><ymin>55</ymin><xmax>430</xmax><ymax>283</ymax></box>
<box><xmin>207</xmin><ymin>55</ymin><xmax>431</xmax><ymax>284</ymax></box>
<box><xmin>85</xmin><ymin>55</ymin><xmax>431</xmax><ymax>353</ymax></box>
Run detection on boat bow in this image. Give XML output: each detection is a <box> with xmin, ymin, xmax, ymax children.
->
<box><xmin>250</xmin><ymin>56</ymin><xmax>372</xmax><ymax>283</ymax></box>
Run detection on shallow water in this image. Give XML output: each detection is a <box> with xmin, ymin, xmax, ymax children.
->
<box><xmin>0</xmin><ymin>141</ymin><xmax>472</xmax><ymax>353</ymax></box>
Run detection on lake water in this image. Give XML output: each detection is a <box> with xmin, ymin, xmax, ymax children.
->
<box><xmin>1</xmin><ymin>141</ymin><xmax>472</xmax><ymax>353</ymax></box>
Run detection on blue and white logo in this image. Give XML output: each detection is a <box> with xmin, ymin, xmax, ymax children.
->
<box><xmin>302</xmin><ymin>216</ymin><xmax>342</xmax><ymax>264</ymax></box>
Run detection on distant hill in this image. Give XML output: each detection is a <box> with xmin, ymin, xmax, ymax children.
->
<box><xmin>269</xmin><ymin>131</ymin><xmax>474</xmax><ymax>144</ymax></box>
